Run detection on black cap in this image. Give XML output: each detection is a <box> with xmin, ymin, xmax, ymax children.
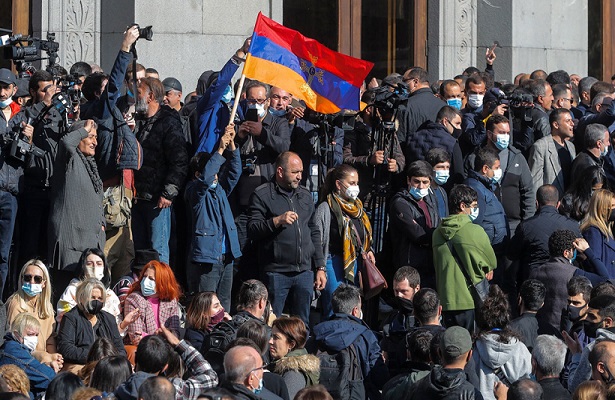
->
<box><xmin>0</xmin><ymin>69</ymin><xmax>17</xmax><ymax>86</ymax></box>
<box><xmin>162</xmin><ymin>77</ymin><xmax>182</xmax><ymax>93</ymax></box>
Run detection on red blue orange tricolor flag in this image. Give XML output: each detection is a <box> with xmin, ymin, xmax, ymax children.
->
<box><xmin>243</xmin><ymin>12</ymin><xmax>374</xmax><ymax>114</ymax></box>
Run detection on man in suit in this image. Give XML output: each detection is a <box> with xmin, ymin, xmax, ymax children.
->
<box><xmin>528</xmin><ymin>108</ymin><xmax>576</xmax><ymax>198</ymax></box>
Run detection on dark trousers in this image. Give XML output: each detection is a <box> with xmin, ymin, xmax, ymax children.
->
<box><xmin>0</xmin><ymin>191</ymin><xmax>17</xmax><ymax>300</ymax></box>
<box><xmin>443</xmin><ymin>309</ymin><xmax>476</xmax><ymax>335</ymax></box>
<box><xmin>265</xmin><ymin>270</ymin><xmax>314</xmax><ymax>329</ymax></box>
<box><xmin>186</xmin><ymin>259</ymin><xmax>234</xmax><ymax>311</ymax></box>
<box><xmin>18</xmin><ymin>188</ymin><xmax>50</xmax><ymax>266</ymax></box>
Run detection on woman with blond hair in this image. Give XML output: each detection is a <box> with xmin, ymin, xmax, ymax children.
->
<box><xmin>6</xmin><ymin>259</ymin><xmax>62</xmax><ymax>368</ymax></box>
<box><xmin>124</xmin><ymin>260</ymin><xmax>182</xmax><ymax>345</ymax></box>
<box><xmin>0</xmin><ymin>364</ymin><xmax>30</xmax><ymax>397</ymax></box>
<box><xmin>57</xmin><ymin>278</ymin><xmax>126</xmax><ymax>370</ymax></box>
<box><xmin>0</xmin><ymin>313</ymin><xmax>56</xmax><ymax>397</ymax></box>
<box><xmin>581</xmin><ymin>189</ymin><xmax>615</xmax><ymax>277</ymax></box>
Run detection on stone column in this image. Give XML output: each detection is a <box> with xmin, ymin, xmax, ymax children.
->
<box><xmin>33</xmin><ymin>0</ymin><xmax>101</xmax><ymax>69</ymax></box>
<box><xmin>436</xmin><ymin>0</ymin><xmax>477</xmax><ymax>80</ymax></box>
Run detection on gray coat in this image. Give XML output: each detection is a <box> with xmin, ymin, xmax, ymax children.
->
<box><xmin>49</xmin><ymin>128</ymin><xmax>105</xmax><ymax>271</ymax></box>
<box><xmin>528</xmin><ymin>135</ymin><xmax>576</xmax><ymax>198</ymax></box>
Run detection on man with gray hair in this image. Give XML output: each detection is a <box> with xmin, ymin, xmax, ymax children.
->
<box><xmin>221</xmin><ymin>345</ymin><xmax>282</xmax><ymax>400</ymax></box>
<box><xmin>531</xmin><ymin>335</ymin><xmax>570</xmax><ymax>399</ymax></box>
<box><xmin>570</xmin><ymin>123</ymin><xmax>609</xmax><ymax>184</ymax></box>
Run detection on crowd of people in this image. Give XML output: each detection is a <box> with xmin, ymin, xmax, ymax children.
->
<box><xmin>2</xmin><ymin>23</ymin><xmax>615</xmax><ymax>400</ymax></box>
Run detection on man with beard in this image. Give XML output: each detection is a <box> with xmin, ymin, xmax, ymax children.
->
<box><xmin>131</xmin><ymin>77</ymin><xmax>188</xmax><ymax>263</ymax></box>
<box><xmin>381</xmin><ymin>266</ymin><xmax>421</xmax><ymax>376</ymax></box>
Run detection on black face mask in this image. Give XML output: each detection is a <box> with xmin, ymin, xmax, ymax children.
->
<box><xmin>602</xmin><ymin>364</ymin><xmax>615</xmax><ymax>385</ymax></box>
<box><xmin>395</xmin><ymin>296</ymin><xmax>414</xmax><ymax>314</ymax></box>
<box><xmin>583</xmin><ymin>318</ymin><xmax>604</xmax><ymax>339</ymax></box>
<box><xmin>567</xmin><ymin>304</ymin><xmax>585</xmax><ymax>322</ymax></box>
<box><xmin>609</xmin><ymin>209</ymin><xmax>615</xmax><ymax>222</ymax></box>
<box><xmin>86</xmin><ymin>300</ymin><xmax>104</xmax><ymax>315</ymax></box>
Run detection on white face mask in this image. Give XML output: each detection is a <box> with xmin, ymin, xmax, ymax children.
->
<box><xmin>0</xmin><ymin>98</ymin><xmax>13</xmax><ymax>109</ymax></box>
<box><xmin>467</xmin><ymin>94</ymin><xmax>484</xmax><ymax>109</ymax></box>
<box><xmin>491</xmin><ymin>168</ymin><xmax>503</xmax><ymax>183</ymax></box>
<box><xmin>344</xmin><ymin>185</ymin><xmax>360</xmax><ymax>201</ymax></box>
<box><xmin>249</xmin><ymin>103</ymin><xmax>266</xmax><ymax>118</ymax></box>
<box><xmin>88</xmin><ymin>266</ymin><xmax>105</xmax><ymax>281</ymax></box>
<box><xmin>469</xmin><ymin>207</ymin><xmax>480</xmax><ymax>221</ymax></box>
<box><xmin>22</xmin><ymin>335</ymin><xmax>38</xmax><ymax>352</ymax></box>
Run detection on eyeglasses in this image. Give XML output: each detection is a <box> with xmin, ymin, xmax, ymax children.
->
<box><xmin>246</xmin><ymin>98</ymin><xmax>268</xmax><ymax>105</ymax></box>
<box><xmin>23</xmin><ymin>274</ymin><xmax>43</xmax><ymax>284</ymax></box>
<box><xmin>246</xmin><ymin>364</ymin><xmax>266</xmax><ymax>378</ymax></box>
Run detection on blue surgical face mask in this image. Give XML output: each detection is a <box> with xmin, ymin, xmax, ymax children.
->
<box><xmin>221</xmin><ymin>86</ymin><xmax>233</xmax><ymax>104</ymax></box>
<box><xmin>601</xmin><ymin>143</ymin><xmax>610</xmax><ymax>158</ymax></box>
<box><xmin>22</xmin><ymin>282</ymin><xmax>42</xmax><ymax>297</ymax></box>
<box><xmin>269</xmin><ymin>107</ymin><xmax>287</xmax><ymax>117</ymax></box>
<box><xmin>0</xmin><ymin>98</ymin><xmax>12</xmax><ymax>108</ymax></box>
<box><xmin>569</xmin><ymin>248</ymin><xmax>577</xmax><ymax>264</ymax></box>
<box><xmin>253</xmin><ymin>376</ymin><xmax>264</xmax><ymax>394</ymax></box>
<box><xmin>140</xmin><ymin>277</ymin><xmax>156</xmax><ymax>297</ymax></box>
<box><xmin>409</xmin><ymin>186</ymin><xmax>429</xmax><ymax>200</ymax></box>
<box><xmin>491</xmin><ymin>168</ymin><xmax>503</xmax><ymax>184</ymax></box>
<box><xmin>433</xmin><ymin>170</ymin><xmax>450</xmax><ymax>185</ymax></box>
<box><xmin>469</xmin><ymin>207</ymin><xmax>479</xmax><ymax>221</ymax></box>
<box><xmin>494</xmin><ymin>134</ymin><xmax>510</xmax><ymax>151</ymax></box>
<box><xmin>209</xmin><ymin>180</ymin><xmax>218</xmax><ymax>190</ymax></box>
<box><xmin>249</xmin><ymin>103</ymin><xmax>266</xmax><ymax>118</ymax></box>
<box><xmin>446</xmin><ymin>98</ymin><xmax>462</xmax><ymax>110</ymax></box>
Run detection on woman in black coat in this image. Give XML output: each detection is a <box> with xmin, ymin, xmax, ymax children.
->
<box><xmin>57</xmin><ymin>278</ymin><xmax>126</xmax><ymax>367</ymax></box>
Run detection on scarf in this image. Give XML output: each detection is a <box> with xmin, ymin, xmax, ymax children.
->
<box><xmin>327</xmin><ymin>193</ymin><xmax>372</xmax><ymax>282</ymax></box>
<box><xmin>77</xmin><ymin>149</ymin><xmax>103</xmax><ymax>194</ymax></box>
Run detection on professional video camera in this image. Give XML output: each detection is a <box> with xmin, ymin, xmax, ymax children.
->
<box><xmin>1</xmin><ymin>32</ymin><xmax>60</xmax><ymax>75</ymax></box>
<box><xmin>303</xmin><ymin>108</ymin><xmax>356</xmax><ymax>132</ymax></box>
<box><xmin>370</xmin><ymin>82</ymin><xmax>410</xmax><ymax>114</ymax></box>
<box><xmin>56</xmin><ymin>72</ymin><xmax>82</xmax><ymax>106</ymax></box>
<box><xmin>7</xmin><ymin>92</ymin><xmax>70</xmax><ymax>163</ymax></box>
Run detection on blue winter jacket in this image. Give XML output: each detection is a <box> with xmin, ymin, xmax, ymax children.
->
<box><xmin>0</xmin><ymin>333</ymin><xmax>55</xmax><ymax>397</ymax></box>
<box><xmin>185</xmin><ymin>149</ymin><xmax>242</xmax><ymax>264</ymax></box>
<box><xmin>195</xmin><ymin>57</ymin><xmax>241</xmax><ymax>154</ymax></box>
<box><xmin>464</xmin><ymin>169</ymin><xmax>508</xmax><ymax>245</ymax></box>
<box><xmin>583</xmin><ymin>225</ymin><xmax>615</xmax><ymax>278</ymax></box>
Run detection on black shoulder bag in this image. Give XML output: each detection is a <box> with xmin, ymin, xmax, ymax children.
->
<box><xmin>446</xmin><ymin>240</ymin><xmax>490</xmax><ymax>309</ymax></box>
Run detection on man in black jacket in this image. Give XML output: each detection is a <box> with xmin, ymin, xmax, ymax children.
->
<box><xmin>247</xmin><ymin>151</ymin><xmax>325</xmax><ymax>327</ymax></box>
<box><xmin>570</xmin><ymin>123</ymin><xmax>609</xmax><ymax>184</ymax></box>
<box><xmin>509</xmin><ymin>184</ymin><xmax>581</xmax><ymax>280</ymax></box>
<box><xmin>398</xmin><ymin>67</ymin><xmax>446</xmax><ymax>151</ymax></box>
<box><xmin>408</xmin><ymin>326</ymin><xmax>481</xmax><ymax>400</ymax></box>
<box><xmin>132</xmin><ymin>77</ymin><xmax>189</xmax><ymax>264</ymax></box>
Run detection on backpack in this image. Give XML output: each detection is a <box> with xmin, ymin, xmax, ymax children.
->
<box><xmin>201</xmin><ymin>315</ymin><xmax>250</xmax><ymax>376</ymax></box>
<box><xmin>317</xmin><ymin>344</ymin><xmax>365</xmax><ymax>400</ymax></box>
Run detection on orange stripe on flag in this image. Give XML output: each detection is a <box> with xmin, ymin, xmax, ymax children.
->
<box><xmin>244</xmin><ymin>54</ymin><xmax>342</xmax><ymax>114</ymax></box>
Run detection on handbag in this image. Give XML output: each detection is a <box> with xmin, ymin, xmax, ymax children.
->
<box><xmin>352</xmin><ymin>224</ymin><xmax>387</xmax><ymax>299</ymax></box>
<box><xmin>446</xmin><ymin>240</ymin><xmax>490</xmax><ymax>309</ymax></box>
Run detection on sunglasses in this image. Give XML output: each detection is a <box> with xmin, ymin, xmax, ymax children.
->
<box><xmin>23</xmin><ymin>274</ymin><xmax>43</xmax><ymax>284</ymax></box>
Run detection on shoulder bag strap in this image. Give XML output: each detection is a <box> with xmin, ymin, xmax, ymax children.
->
<box><xmin>446</xmin><ymin>240</ymin><xmax>475</xmax><ymax>288</ymax></box>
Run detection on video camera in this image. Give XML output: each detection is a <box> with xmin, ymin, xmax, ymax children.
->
<box><xmin>303</xmin><ymin>108</ymin><xmax>356</xmax><ymax>131</ymax></box>
<box><xmin>370</xmin><ymin>82</ymin><xmax>410</xmax><ymax>114</ymax></box>
<box><xmin>56</xmin><ymin>72</ymin><xmax>82</xmax><ymax>106</ymax></box>
<box><xmin>1</xmin><ymin>32</ymin><xmax>60</xmax><ymax>73</ymax></box>
<box><xmin>8</xmin><ymin>92</ymin><xmax>70</xmax><ymax>163</ymax></box>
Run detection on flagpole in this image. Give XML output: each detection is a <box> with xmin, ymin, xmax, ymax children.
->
<box><xmin>229</xmin><ymin>73</ymin><xmax>246</xmax><ymax>125</ymax></box>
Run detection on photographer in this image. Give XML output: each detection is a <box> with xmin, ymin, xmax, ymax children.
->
<box><xmin>19</xmin><ymin>70</ymin><xmax>65</xmax><ymax>274</ymax></box>
<box><xmin>343</xmin><ymin>88</ymin><xmax>405</xmax><ymax>201</ymax></box>
<box><xmin>80</xmin><ymin>26</ymin><xmax>142</xmax><ymax>282</ymax></box>
<box><xmin>0</xmin><ymin>69</ymin><xmax>32</xmax><ymax>299</ymax></box>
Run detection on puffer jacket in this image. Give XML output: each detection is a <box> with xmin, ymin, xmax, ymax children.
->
<box><xmin>407</xmin><ymin>366</ymin><xmax>481</xmax><ymax>400</ymax></box>
<box><xmin>134</xmin><ymin>105</ymin><xmax>189</xmax><ymax>201</ymax></box>
<box><xmin>473</xmin><ymin>333</ymin><xmax>532</xmax><ymax>400</ymax></box>
<box><xmin>405</xmin><ymin>121</ymin><xmax>457</xmax><ymax>161</ymax></box>
<box><xmin>464</xmin><ymin>170</ymin><xmax>508</xmax><ymax>245</ymax></box>
<box><xmin>0</xmin><ymin>102</ymin><xmax>26</xmax><ymax>194</ymax></box>
<box><xmin>274</xmin><ymin>348</ymin><xmax>320</xmax><ymax>399</ymax></box>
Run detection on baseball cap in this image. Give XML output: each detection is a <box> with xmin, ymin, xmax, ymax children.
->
<box><xmin>440</xmin><ymin>326</ymin><xmax>472</xmax><ymax>358</ymax></box>
<box><xmin>162</xmin><ymin>77</ymin><xmax>182</xmax><ymax>93</ymax></box>
<box><xmin>0</xmin><ymin>69</ymin><xmax>17</xmax><ymax>86</ymax></box>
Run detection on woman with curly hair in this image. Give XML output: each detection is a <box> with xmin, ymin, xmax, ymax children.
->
<box><xmin>472</xmin><ymin>284</ymin><xmax>532</xmax><ymax>400</ymax></box>
<box><xmin>124</xmin><ymin>260</ymin><xmax>182</xmax><ymax>345</ymax></box>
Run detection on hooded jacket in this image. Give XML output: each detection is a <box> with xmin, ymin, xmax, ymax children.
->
<box><xmin>273</xmin><ymin>348</ymin><xmax>320</xmax><ymax>399</ymax></box>
<box><xmin>115</xmin><ymin>371</ymin><xmax>155</xmax><ymax>400</ymax></box>
<box><xmin>407</xmin><ymin>366</ymin><xmax>482</xmax><ymax>400</ymax></box>
<box><xmin>312</xmin><ymin>313</ymin><xmax>387</xmax><ymax>390</ymax></box>
<box><xmin>473</xmin><ymin>333</ymin><xmax>532</xmax><ymax>400</ymax></box>
<box><xmin>432</xmin><ymin>213</ymin><xmax>497</xmax><ymax>312</ymax></box>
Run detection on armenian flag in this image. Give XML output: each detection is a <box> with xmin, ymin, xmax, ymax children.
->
<box><xmin>243</xmin><ymin>12</ymin><xmax>374</xmax><ymax>114</ymax></box>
